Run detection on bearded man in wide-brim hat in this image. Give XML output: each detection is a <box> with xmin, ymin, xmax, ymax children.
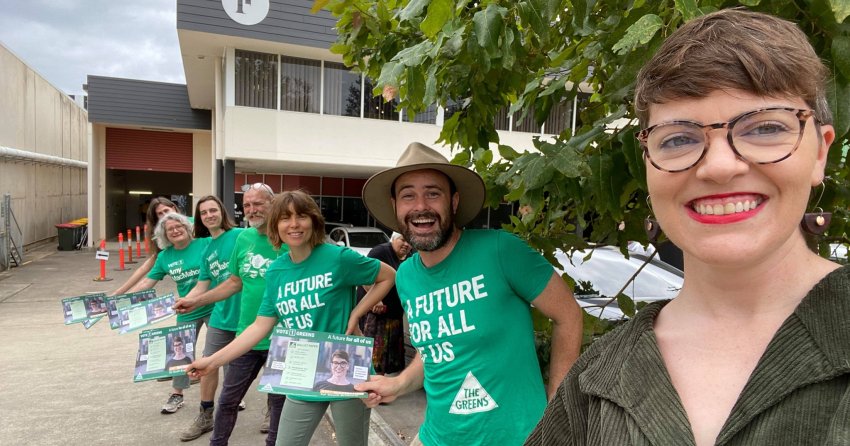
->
<box><xmin>355</xmin><ymin>142</ymin><xmax>583</xmax><ymax>446</ymax></box>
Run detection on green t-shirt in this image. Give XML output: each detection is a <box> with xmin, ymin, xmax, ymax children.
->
<box><xmin>199</xmin><ymin>227</ymin><xmax>245</xmax><ymax>331</ymax></box>
<box><xmin>258</xmin><ymin>243</ymin><xmax>380</xmax><ymax>401</ymax></box>
<box><xmin>227</xmin><ymin>227</ymin><xmax>283</xmax><ymax>350</ymax></box>
<box><xmin>397</xmin><ymin>230</ymin><xmax>553</xmax><ymax>446</ymax></box>
<box><xmin>148</xmin><ymin>237</ymin><xmax>213</xmax><ymax>323</ymax></box>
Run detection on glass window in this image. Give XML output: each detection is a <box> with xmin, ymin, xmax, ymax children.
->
<box><xmin>513</xmin><ymin>107</ymin><xmax>540</xmax><ymax>133</ymax></box>
<box><xmin>280</xmin><ymin>56</ymin><xmax>321</xmax><ymax>113</ymax></box>
<box><xmin>324</xmin><ymin>62</ymin><xmax>361</xmax><ymax>117</ymax></box>
<box><xmin>405</xmin><ymin>104</ymin><xmax>438</xmax><ymax>124</ymax></box>
<box><xmin>574</xmin><ymin>92</ymin><xmax>591</xmax><ymax>129</ymax></box>
<box><xmin>235</xmin><ymin>50</ymin><xmax>277</xmax><ymax>109</ymax></box>
<box><xmin>444</xmin><ymin>99</ymin><xmax>463</xmax><ymax>121</ymax></box>
<box><xmin>318</xmin><ymin>196</ymin><xmax>342</xmax><ymax>223</ymax></box>
<box><xmin>544</xmin><ymin>100</ymin><xmax>573</xmax><ymax>135</ymax></box>
<box><xmin>363</xmin><ymin>78</ymin><xmax>399</xmax><ymax>121</ymax></box>
<box><xmin>342</xmin><ymin>197</ymin><xmax>369</xmax><ymax>226</ymax></box>
<box><xmin>494</xmin><ymin>107</ymin><xmax>510</xmax><ymax>131</ymax></box>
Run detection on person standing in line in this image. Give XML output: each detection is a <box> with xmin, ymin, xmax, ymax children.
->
<box><xmin>187</xmin><ymin>190</ymin><xmax>395</xmax><ymax>446</ymax></box>
<box><xmin>112</xmin><ymin>197</ymin><xmax>186</xmax><ymax>296</ymax></box>
<box><xmin>130</xmin><ymin>213</ymin><xmax>213</xmax><ymax>414</ymax></box>
<box><xmin>356</xmin><ymin>142</ymin><xmax>583</xmax><ymax>446</ymax></box>
<box><xmin>356</xmin><ymin>232</ymin><xmax>412</xmax><ymax>375</ymax></box>
<box><xmin>177</xmin><ymin>195</ymin><xmax>248</xmax><ymax>442</ymax></box>
<box><xmin>174</xmin><ymin>183</ymin><xmax>285</xmax><ymax>446</ymax></box>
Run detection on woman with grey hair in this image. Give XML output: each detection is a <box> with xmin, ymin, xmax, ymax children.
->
<box><xmin>130</xmin><ymin>212</ymin><xmax>213</xmax><ymax>414</ymax></box>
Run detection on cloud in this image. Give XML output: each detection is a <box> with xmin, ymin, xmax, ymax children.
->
<box><xmin>0</xmin><ymin>0</ymin><xmax>184</xmax><ymax>96</ymax></box>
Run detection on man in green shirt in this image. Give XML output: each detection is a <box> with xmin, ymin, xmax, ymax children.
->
<box><xmin>174</xmin><ymin>184</ymin><xmax>285</xmax><ymax>446</ymax></box>
<box><xmin>358</xmin><ymin>142</ymin><xmax>583</xmax><ymax>446</ymax></box>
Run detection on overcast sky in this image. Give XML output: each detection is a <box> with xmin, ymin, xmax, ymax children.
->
<box><xmin>1</xmin><ymin>0</ymin><xmax>185</xmax><ymax>97</ymax></box>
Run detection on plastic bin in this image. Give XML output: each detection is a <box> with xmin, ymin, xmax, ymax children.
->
<box><xmin>56</xmin><ymin>223</ymin><xmax>80</xmax><ymax>251</ymax></box>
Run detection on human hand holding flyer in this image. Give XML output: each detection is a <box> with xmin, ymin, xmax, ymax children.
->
<box><xmin>258</xmin><ymin>328</ymin><xmax>374</xmax><ymax>400</ymax></box>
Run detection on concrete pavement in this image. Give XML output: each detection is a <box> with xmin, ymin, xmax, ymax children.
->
<box><xmin>0</xmin><ymin>242</ymin><xmax>423</xmax><ymax>446</ymax></box>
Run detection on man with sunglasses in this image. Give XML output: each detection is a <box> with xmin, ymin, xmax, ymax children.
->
<box><xmin>175</xmin><ymin>183</ymin><xmax>286</xmax><ymax>446</ymax></box>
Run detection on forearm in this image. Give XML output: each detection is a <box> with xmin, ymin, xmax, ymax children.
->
<box><xmin>352</xmin><ymin>279</ymin><xmax>392</xmax><ymax>321</ymax></box>
<box><xmin>128</xmin><ymin>277</ymin><xmax>158</xmax><ymax>294</ymax></box>
<box><xmin>394</xmin><ymin>352</ymin><xmax>425</xmax><ymax>396</ymax></box>
<box><xmin>184</xmin><ymin>280</ymin><xmax>211</xmax><ymax>301</ymax></box>
<box><xmin>546</xmin><ymin>310</ymin><xmax>582</xmax><ymax>397</ymax></box>
<box><xmin>207</xmin><ymin>316</ymin><xmax>276</xmax><ymax>368</ymax></box>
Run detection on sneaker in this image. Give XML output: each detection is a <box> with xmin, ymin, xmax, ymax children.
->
<box><xmin>161</xmin><ymin>393</ymin><xmax>185</xmax><ymax>414</ymax></box>
<box><xmin>238</xmin><ymin>400</ymin><xmax>246</xmax><ymax>411</ymax></box>
<box><xmin>179</xmin><ymin>406</ymin><xmax>214</xmax><ymax>441</ymax></box>
<box><xmin>259</xmin><ymin>406</ymin><xmax>270</xmax><ymax>433</ymax></box>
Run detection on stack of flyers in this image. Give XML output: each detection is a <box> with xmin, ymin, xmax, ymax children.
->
<box><xmin>134</xmin><ymin>323</ymin><xmax>197</xmax><ymax>382</ymax></box>
<box><xmin>115</xmin><ymin>293</ymin><xmax>176</xmax><ymax>334</ymax></box>
<box><xmin>106</xmin><ymin>289</ymin><xmax>157</xmax><ymax>329</ymax></box>
<box><xmin>61</xmin><ymin>293</ymin><xmax>108</xmax><ymax>329</ymax></box>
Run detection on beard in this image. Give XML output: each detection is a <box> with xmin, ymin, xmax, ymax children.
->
<box><xmin>401</xmin><ymin>210</ymin><xmax>454</xmax><ymax>252</ymax></box>
<box><xmin>247</xmin><ymin>215</ymin><xmax>265</xmax><ymax>229</ymax></box>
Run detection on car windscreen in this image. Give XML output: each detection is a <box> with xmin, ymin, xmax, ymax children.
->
<box><xmin>348</xmin><ymin>232</ymin><xmax>388</xmax><ymax>248</ymax></box>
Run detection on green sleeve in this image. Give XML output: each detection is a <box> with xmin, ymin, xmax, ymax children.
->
<box><xmin>498</xmin><ymin>231</ymin><xmax>554</xmax><ymax>303</ymax></box>
<box><xmin>256</xmin><ymin>267</ymin><xmax>279</xmax><ymax>318</ymax></box>
<box><xmin>147</xmin><ymin>249</ymin><xmax>169</xmax><ymax>280</ymax></box>
<box><xmin>339</xmin><ymin>246</ymin><xmax>381</xmax><ymax>287</ymax></box>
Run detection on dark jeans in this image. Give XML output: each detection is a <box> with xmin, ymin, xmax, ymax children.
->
<box><xmin>210</xmin><ymin>350</ymin><xmax>285</xmax><ymax>446</ymax></box>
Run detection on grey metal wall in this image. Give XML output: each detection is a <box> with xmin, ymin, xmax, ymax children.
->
<box><xmin>177</xmin><ymin>0</ymin><xmax>337</xmax><ymax>49</ymax></box>
<box><xmin>87</xmin><ymin>76</ymin><xmax>212</xmax><ymax>130</ymax></box>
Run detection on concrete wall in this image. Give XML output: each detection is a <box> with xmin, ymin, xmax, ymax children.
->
<box><xmin>0</xmin><ymin>44</ymin><xmax>88</xmax><ymax>247</ymax></box>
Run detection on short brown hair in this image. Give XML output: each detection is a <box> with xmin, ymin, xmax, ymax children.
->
<box><xmin>266</xmin><ymin>190</ymin><xmax>326</xmax><ymax>249</ymax></box>
<box><xmin>634</xmin><ymin>9</ymin><xmax>831</xmax><ymax>128</ymax></box>
<box><xmin>146</xmin><ymin>197</ymin><xmax>179</xmax><ymax>254</ymax></box>
<box><xmin>193</xmin><ymin>195</ymin><xmax>236</xmax><ymax>238</ymax></box>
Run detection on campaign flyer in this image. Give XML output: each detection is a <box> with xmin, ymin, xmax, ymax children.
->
<box><xmin>258</xmin><ymin>328</ymin><xmax>373</xmax><ymax>400</ymax></box>
<box><xmin>116</xmin><ymin>293</ymin><xmax>176</xmax><ymax>334</ymax></box>
<box><xmin>133</xmin><ymin>323</ymin><xmax>197</xmax><ymax>382</ymax></box>
<box><xmin>62</xmin><ymin>293</ymin><xmax>108</xmax><ymax>325</ymax></box>
<box><xmin>106</xmin><ymin>289</ymin><xmax>157</xmax><ymax>329</ymax></box>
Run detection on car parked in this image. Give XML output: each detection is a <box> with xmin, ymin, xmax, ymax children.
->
<box><xmin>554</xmin><ymin>245</ymin><xmax>684</xmax><ymax>320</ymax></box>
<box><xmin>326</xmin><ymin>226</ymin><xmax>390</xmax><ymax>255</ymax></box>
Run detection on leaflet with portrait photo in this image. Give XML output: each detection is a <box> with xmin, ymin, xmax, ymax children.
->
<box><xmin>257</xmin><ymin>328</ymin><xmax>374</xmax><ymax>399</ymax></box>
<box><xmin>61</xmin><ymin>292</ymin><xmax>107</xmax><ymax>325</ymax></box>
<box><xmin>133</xmin><ymin>323</ymin><xmax>197</xmax><ymax>382</ymax></box>
<box><xmin>116</xmin><ymin>293</ymin><xmax>176</xmax><ymax>334</ymax></box>
<box><xmin>106</xmin><ymin>289</ymin><xmax>157</xmax><ymax>329</ymax></box>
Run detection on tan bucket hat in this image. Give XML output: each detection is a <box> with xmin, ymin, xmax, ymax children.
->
<box><xmin>362</xmin><ymin>142</ymin><xmax>486</xmax><ymax>232</ymax></box>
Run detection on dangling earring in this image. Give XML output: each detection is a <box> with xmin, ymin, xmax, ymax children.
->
<box><xmin>801</xmin><ymin>181</ymin><xmax>831</xmax><ymax>236</ymax></box>
<box><xmin>645</xmin><ymin>196</ymin><xmax>661</xmax><ymax>243</ymax></box>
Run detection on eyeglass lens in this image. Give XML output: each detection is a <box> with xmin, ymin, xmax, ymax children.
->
<box><xmin>644</xmin><ymin>108</ymin><xmax>807</xmax><ymax>172</ymax></box>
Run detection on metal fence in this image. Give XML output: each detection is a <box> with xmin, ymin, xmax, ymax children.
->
<box><xmin>0</xmin><ymin>194</ymin><xmax>23</xmax><ymax>271</ymax></box>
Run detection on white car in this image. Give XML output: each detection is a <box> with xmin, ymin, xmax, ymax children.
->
<box><xmin>326</xmin><ymin>226</ymin><xmax>390</xmax><ymax>255</ymax></box>
<box><xmin>554</xmin><ymin>245</ymin><xmax>684</xmax><ymax>320</ymax></box>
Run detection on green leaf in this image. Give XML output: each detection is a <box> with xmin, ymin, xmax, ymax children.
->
<box><xmin>616</xmin><ymin>293</ymin><xmax>636</xmax><ymax>317</ymax></box>
<box><xmin>399</xmin><ymin>0</ymin><xmax>429</xmax><ymax>21</ymax></box>
<box><xmin>498</xmin><ymin>144</ymin><xmax>521</xmax><ymax>161</ymax></box>
<box><xmin>830</xmin><ymin>0</ymin><xmax>850</xmax><ymax>23</ymax></box>
<box><xmin>674</xmin><ymin>0</ymin><xmax>698</xmax><ymax>21</ymax></box>
<box><xmin>611</xmin><ymin>14</ymin><xmax>663</xmax><ymax>55</ymax></box>
<box><xmin>517</xmin><ymin>0</ymin><xmax>548</xmax><ymax>37</ymax></box>
<box><xmin>833</xmin><ymin>36</ymin><xmax>850</xmax><ymax>80</ymax></box>
<box><xmin>394</xmin><ymin>40</ymin><xmax>431</xmax><ymax>67</ymax></box>
<box><xmin>829</xmin><ymin>75</ymin><xmax>850</xmax><ymax>138</ymax></box>
<box><xmin>473</xmin><ymin>4</ymin><xmax>506</xmax><ymax>55</ymax></box>
<box><xmin>421</xmin><ymin>0</ymin><xmax>453</xmax><ymax>38</ymax></box>
<box><xmin>310</xmin><ymin>0</ymin><xmax>330</xmax><ymax>13</ymax></box>
<box><xmin>738</xmin><ymin>0</ymin><xmax>761</xmax><ymax>6</ymax></box>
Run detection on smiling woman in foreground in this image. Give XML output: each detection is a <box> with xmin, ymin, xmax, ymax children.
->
<box><xmin>526</xmin><ymin>9</ymin><xmax>849</xmax><ymax>446</ymax></box>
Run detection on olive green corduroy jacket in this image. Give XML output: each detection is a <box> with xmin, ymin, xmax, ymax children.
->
<box><xmin>526</xmin><ymin>265</ymin><xmax>850</xmax><ymax>446</ymax></box>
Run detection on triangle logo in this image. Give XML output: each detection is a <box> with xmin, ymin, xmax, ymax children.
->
<box><xmin>261</xmin><ymin>383</ymin><xmax>274</xmax><ymax>392</ymax></box>
<box><xmin>449</xmin><ymin>371</ymin><xmax>499</xmax><ymax>415</ymax></box>
<box><xmin>136</xmin><ymin>373</ymin><xmax>143</xmax><ymax>380</ymax></box>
